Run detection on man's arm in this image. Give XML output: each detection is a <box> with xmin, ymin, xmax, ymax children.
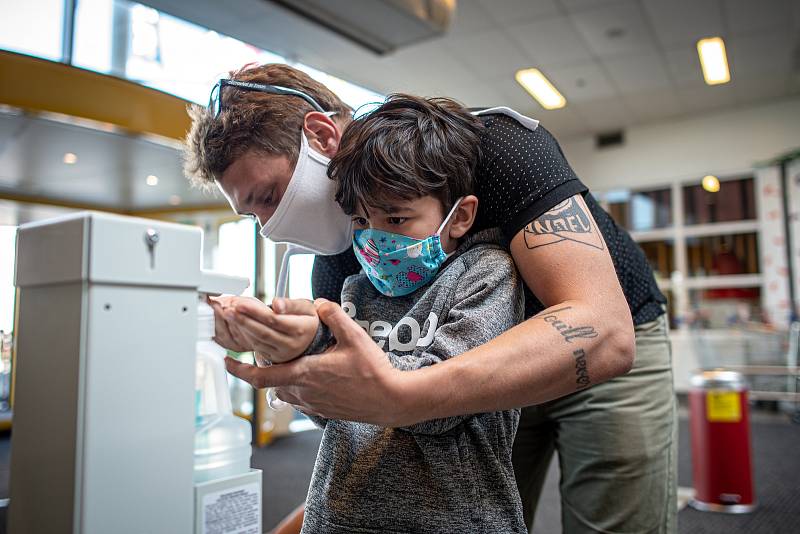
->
<box><xmin>395</xmin><ymin>194</ymin><xmax>634</xmax><ymax>421</ymax></box>
<box><xmin>225</xmin><ymin>195</ymin><xmax>634</xmax><ymax>426</ymax></box>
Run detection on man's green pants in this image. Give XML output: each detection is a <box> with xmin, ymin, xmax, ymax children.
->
<box><xmin>512</xmin><ymin>311</ymin><xmax>677</xmax><ymax>533</ymax></box>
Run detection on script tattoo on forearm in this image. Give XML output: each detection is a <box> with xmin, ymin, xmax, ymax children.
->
<box><xmin>573</xmin><ymin>349</ymin><xmax>590</xmax><ymax>389</ymax></box>
<box><xmin>523</xmin><ymin>196</ymin><xmax>605</xmax><ymax>251</ymax></box>
<box><xmin>537</xmin><ymin>306</ymin><xmax>597</xmax><ymax>390</ymax></box>
<box><xmin>538</xmin><ymin>306</ymin><xmax>599</xmax><ymax>342</ymax></box>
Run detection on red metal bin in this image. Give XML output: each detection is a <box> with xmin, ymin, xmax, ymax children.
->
<box><xmin>688</xmin><ymin>370</ymin><xmax>756</xmax><ymax>513</ymax></box>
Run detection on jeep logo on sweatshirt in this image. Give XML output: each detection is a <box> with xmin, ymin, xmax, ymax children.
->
<box><xmin>342</xmin><ymin>301</ymin><xmax>439</xmax><ymax>352</ymax></box>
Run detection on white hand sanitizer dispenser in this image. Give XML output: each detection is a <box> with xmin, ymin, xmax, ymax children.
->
<box><xmin>9</xmin><ymin>212</ymin><xmax>262</xmax><ymax>534</ymax></box>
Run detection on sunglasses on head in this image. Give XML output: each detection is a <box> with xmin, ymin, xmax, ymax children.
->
<box><xmin>208</xmin><ymin>78</ymin><xmax>328</xmax><ymax>117</ymax></box>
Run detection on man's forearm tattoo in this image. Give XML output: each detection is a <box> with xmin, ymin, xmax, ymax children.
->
<box><xmin>573</xmin><ymin>349</ymin><xmax>590</xmax><ymax>389</ymax></box>
<box><xmin>523</xmin><ymin>196</ymin><xmax>605</xmax><ymax>250</ymax></box>
<box><xmin>539</xmin><ymin>306</ymin><xmax>599</xmax><ymax>342</ymax></box>
<box><xmin>537</xmin><ymin>306</ymin><xmax>597</xmax><ymax>390</ymax></box>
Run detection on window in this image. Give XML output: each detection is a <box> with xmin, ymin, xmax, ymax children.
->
<box><xmin>288</xmin><ymin>254</ymin><xmax>315</xmax><ymax>300</ymax></box>
<box><xmin>599</xmin><ymin>175</ymin><xmax>766</xmax><ymax>329</ymax></box>
<box><xmin>686</xmin><ymin>233</ymin><xmax>759</xmax><ymax>277</ymax></box>
<box><xmin>0</xmin><ymin>0</ymin><xmax>64</xmax><ymax>61</ymax></box>
<box><xmin>605</xmin><ymin>187</ymin><xmax>671</xmax><ymax>232</ymax></box>
<box><xmin>688</xmin><ymin>287</ymin><xmax>762</xmax><ymax>329</ymax></box>
<box><xmin>71</xmin><ymin>0</ymin><xmax>384</xmax><ymax>109</ymax></box>
<box><xmin>0</xmin><ymin>226</ymin><xmax>16</xmax><ymax>333</ymax></box>
<box><xmin>638</xmin><ymin>240</ymin><xmax>675</xmax><ymax>280</ymax></box>
<box><xmin>210</xmin><ymin>218</ymin><xmax>257</xmax><ymax>297</ymax></box>
<box><xmin>73</xmin><ymin>0</ymin><xmax>287</xmax><ymax>103</ymax></box>
<box><xmin>683</xmin><ymin>177</ymin><xmax>756</xmax><ymax>225</ymax></box>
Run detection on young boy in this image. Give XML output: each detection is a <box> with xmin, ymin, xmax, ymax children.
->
<box><xmin>267</xmin><ymin>95</ymin><xmax>526</xmax><ymax>533</ymax></box>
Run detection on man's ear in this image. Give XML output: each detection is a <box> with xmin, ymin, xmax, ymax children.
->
<box><xmin>303</xmin><ymin>112</ymin><xmax>341</xmax><ymax>157</ymax></box>
<box><xmin>448</xmin><ymin>195</ymin><xmax>479</xmax><ymax>239</ymax></box>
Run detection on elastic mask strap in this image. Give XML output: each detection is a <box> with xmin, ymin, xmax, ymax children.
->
<box><xmin>274</xmin><ymin>244</ymin><xmax>317</xmax><ymax>298</ymax></box>
<box><xmin>436</xmin><ymin>197</ymin><xmax>464</xmax><ymax>236</ymax></box>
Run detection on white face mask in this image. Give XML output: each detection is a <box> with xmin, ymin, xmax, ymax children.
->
<box><xmin>259</xmin><ymin>132</ymin><xmax>354</xmax><ymax>255</ymax></box>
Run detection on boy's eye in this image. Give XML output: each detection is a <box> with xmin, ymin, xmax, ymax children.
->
<box><xmin>352</xmin><ymin>216</ymin><xmax>368</xmax><ymax>226</ymax></box>
<box><xmin>387</xmin><ymin>217</ymin><xmax>407</xmax><ymax>225</ymax></box>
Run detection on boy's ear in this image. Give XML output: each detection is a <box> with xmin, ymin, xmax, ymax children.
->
<box><xmin>303</xmin><ymin>112</ymin><xmax>342</xmax><ymax>157</ymax></box>
<box><xmin>448</xmin><ymin>195</ymin><xmax>479</xmax><ymax>240</ymax></box>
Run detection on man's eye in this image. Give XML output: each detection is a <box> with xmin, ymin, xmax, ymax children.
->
<box><xmin>387</xmin><ymin>217</ymin><xmax>407</xmax><ymax>225</ymax></box>
<box><xmin>261</xmin><ymin>187</ymin><xmax>275</xmax><ymax>206</ymax></box>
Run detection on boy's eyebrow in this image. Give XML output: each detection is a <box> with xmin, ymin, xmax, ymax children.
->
<box><xmin>373</xmin><ymin>203</ymin><xmax>413</xmax><ymax>214</ymax></box>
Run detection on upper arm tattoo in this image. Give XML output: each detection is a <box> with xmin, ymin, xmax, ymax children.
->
<box><xmin>523</xmin><ymin>196</ymin><xmax>605</xmax><ymax>251</ymax></box>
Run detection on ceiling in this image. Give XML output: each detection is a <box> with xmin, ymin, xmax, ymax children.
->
<box><xmin>2</xmin><ymin>0</ymin><xmax>799</xmax><ymax>213</ymax></box>
<box><xmin>141</xmin><ymin>0</ymin><xmax>800</xmax><ymax>139</ymax></box>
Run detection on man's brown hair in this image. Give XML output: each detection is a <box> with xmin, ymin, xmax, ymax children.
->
<box><xmin>183</xmin><ymin>63</ymin><xmax>351</xmax><ymax>189</ymax></box>
<box><xmin>329</xmin><ymin>94</ymin><xmax>483</xmax><ymax>215</ymax></box>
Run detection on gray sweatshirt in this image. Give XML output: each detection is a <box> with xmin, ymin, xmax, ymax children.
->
<box><xmin>301</xmin><ymin>229</ymin><xmax>526</xmax><ymax>534</ymax></box>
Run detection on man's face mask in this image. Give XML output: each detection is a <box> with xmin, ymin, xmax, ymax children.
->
<box><xmin>258</xmin><ymin>131</ymin><xmax>354</xmax><ymax>255</ymax></box>
<box><xmin>352</xmin><ymin>199</ymin><xmax>462</xmax><ymax>297</ymax></box>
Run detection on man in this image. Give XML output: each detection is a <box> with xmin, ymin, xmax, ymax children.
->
<box><xmin>184</xmin><ymin>63</ymin><xmax>676</xmax><ymax>533</ymax></box>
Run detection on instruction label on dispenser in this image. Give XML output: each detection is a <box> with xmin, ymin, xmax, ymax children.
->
<box><xmin>202</xmin><ymin>482</ymin><xmax>260</xmax><ymax>534</ymax></box>
<box><xmin>706</xmin><ymin>391</ymin><xmax>741</xmax><ymax>422</ymax></box>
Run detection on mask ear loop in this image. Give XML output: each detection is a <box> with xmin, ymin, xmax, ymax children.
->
<box><xmin>435</xmin><ymin>197</ymin><xmax>464</xmax><ymax>236</ymax></box>
<box><xmin>267</xmin><ymin>243</ymin><xmax>316</xmax><ymax>411</ymax></box>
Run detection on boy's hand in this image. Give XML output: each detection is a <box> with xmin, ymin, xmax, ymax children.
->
<box><xmin>207</xmin><ymin>295</ymin><xmax>263</xmax><ymax>353</ymax></box>
<box><xmin>222</xmin><ymin>297</ymin><xmax>319</xmax><ymax>363</ymax></box>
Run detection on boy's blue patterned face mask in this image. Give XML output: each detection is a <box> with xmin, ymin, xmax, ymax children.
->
<box><xmin>352</xmin><ymin>199</ymin><xmax>462</xmax><ymax>297</ymax></box>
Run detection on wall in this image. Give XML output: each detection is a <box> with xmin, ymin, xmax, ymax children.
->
<box><xmin>560</xmin><ymin>95</ymin><xmax>800</xmax><ymax>190</ymax></box>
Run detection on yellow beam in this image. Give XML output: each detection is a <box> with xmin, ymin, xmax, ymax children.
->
<box><xmin>0</xmin><ymin>191</ymin><xmax>228</xmax><ymax>219</ymax></box>
<box><xmin>0</xmin><ymin>50</ymin><xmax>191</xmax><ymax>140</ymax></box>
<box><xmin>0</xmin><ymin>190</ymin><xmax>127</xmax><ymax>214</ymax></box>
<box><xmin>127</xmin><ymin>203</ymin><xmax>230</xmax><ymax>217</ymax></box>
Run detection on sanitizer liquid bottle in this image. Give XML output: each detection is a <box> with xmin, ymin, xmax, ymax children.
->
<box><xmin>194</xmin><ymin>297</ymin><xmax>252</xmax><ymax>483</ymax></box>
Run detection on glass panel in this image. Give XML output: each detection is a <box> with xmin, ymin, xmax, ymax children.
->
<box><xmin>213</xmin><ymin>219</ymin><xmax>256</xmax><ymax>297</ymax></box>
<box><xmin>0</xmin><ymin>227</ymin><xmax>16</xmax><ymax>414</ymax></box>
<box><xmin>661</xmin><ymin>289</ymin><xmax>680</xmax><ymax>330</ymax></box>
<box><xmin>0</xmin><ymin>226</ymin><xmax>16</xmax><ymax>333</ymax></box>
<box><xmin>687</xmin><ymin>287</ymin><xmax>762</xmax><ymax>329</ymax></box>
<box><xmin>637</xmin><ymin>240</ymin><xmax>674</xmax><ymax>280</ymax></box>
<box><xmin>0</xmin><ymin>0</ymin><xmax>64</xmax><ymax>61</ymax></box>
<box><xmin>686</xmin><ymin>232</ymin><xmax>760</xmax><ymax>277</ymax></box>
<box><xmin>295</xmin><ymin>62</ymin><xmax>385</xmax><ymax>111</ymax></box>
<box><xmin>74</xmin><ymin>0</ymin><xmax>286</xmax><ymax>103</ymax></box>
<box><xmin>72</xmin><ymin>0</ymin><xmax>384</xmax><ymax>108</ymax></box>
<box><xmin>288</xmin><ymin>254</ymin><xmax>315</xmax><ymax>300</ymax></box>
<box><xmin>72</xmin><ymin>0</ymin><xmax>115</xmax><ymax>73</ymax></box>
<box><xmin>605</xmin><ymin>188</ymin><xmax>671</xmax><ymax>231</ymax></box>
<box><xmin>261</xmin><ymin>239</ymin><xmax>277</xmax><ymax>302</ymax></box>
<box><xmin>683</xmin><ymin>177</ymin><xmax>756</xmax><ymax>225</ymax></box>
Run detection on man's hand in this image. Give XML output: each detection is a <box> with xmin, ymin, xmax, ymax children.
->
<box><xmin>224</xmin><ymin>299</ymin><xmax>410</xmax><ymax>425</ymax></box>
<box><xmin>222</xmin><ymin>297</ymin><xmax>320</xmax><ymax>363</ymax></box>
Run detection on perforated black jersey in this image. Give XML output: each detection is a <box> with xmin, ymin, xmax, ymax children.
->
<box><xmin>312</xmin><ymin>114</ymin><xmax>666</xmax><ymax>325</ymax></box>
